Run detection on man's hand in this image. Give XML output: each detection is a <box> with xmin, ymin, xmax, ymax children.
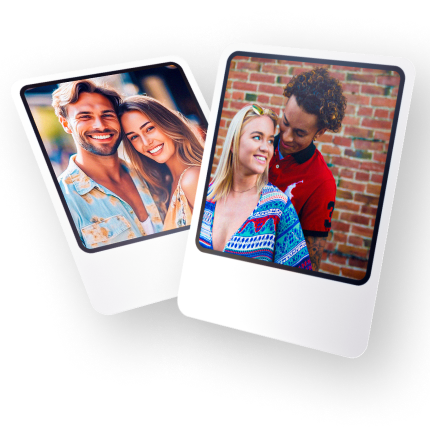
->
<box><xmin>304</xmin><ymin>235</ymin><xmax>326</xmax><ymax>272</ymax></box>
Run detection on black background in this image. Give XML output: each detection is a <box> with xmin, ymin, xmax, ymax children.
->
<box><xmin>0</xmin><ymin>12</ymin><xmax>430</xmax><ymax>426</ymax></box>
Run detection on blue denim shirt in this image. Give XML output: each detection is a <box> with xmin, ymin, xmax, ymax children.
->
<box><xmin>58</xmin><ymin>155</ymin><xmax>164</xmax><ymax>249</ymax></box>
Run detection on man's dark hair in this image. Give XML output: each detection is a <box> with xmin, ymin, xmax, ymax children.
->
<box><xmin>284</xmin><ymin>67</ymin><xmax>347</xmax><ymax>132</ymax></box>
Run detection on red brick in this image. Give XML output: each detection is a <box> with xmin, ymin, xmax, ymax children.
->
<box><xmin>341</xmin><ymin>213</ymin><xmax>371</xmax><ymax>225</ymax></box>
<box><xmin>354</xmin><ymin>193</ymin><xmax>380</xmax><ymax>205</ymax></box>
<box><xmin>338</xmin><ymin>244</ymin><xmax>368</xmax><ymax>259</ymax></box>
<box><xmin>230</xmin><ymin>101</ymin><xmax>249</xmax><ymax>110</ymax></box>
<box><xmin>348</xmin><ymin>73</ymin><xmax>376</xmax><ymax>83</ymax></box>
<box><xmin>352</xmin><ymin>225</ymin><xmax>374</xmax><ymax>238</ymax></box>
<box><xmin>222</xmin><ymin>100</ymin><xmax>231</xmax><ymax>110</ymax></box>
<box><xmin>232</xmin><ymin>56</ymin><xmax>250</xmax><ymax>61</ymax></box>
<box><xmin>236</xmin><ymin>62</ymin><xmax>261</xmax><ymax>71</ymax></box>
<box><xmin>336</xmin><ymin>201</ymin><xmax>361</xmax><ymax>212</ymax></box>
<box><xmin>258</xmin><ymin>84</ymin><xmax>284</xmax><ymax>95</ymax></box>
<box><xmin>362</xmin><ymin>118</ymin><xmax>393</xmax><ymax>130</ymax></box>
<box><xmin>332</xmin><ymin>156</ymin><xmax>361</xmax><ymax>169</ymax></box>
<box><xmin>362</xmin><ymin>68</ymin><xmax>388</xmax><ymax>74</ymax></box>
<box><xmin>329</xmin><ymin>254</ymin><xmax>347</xmax><ymax>265</ymax></box>
<box><xmin>354</xmin><ymin>140</ymin><xmax>385</xmax><ymax>151</ymax></box>
<box><xmin>371</xmin><ymin>97</ymin><xmax>398</xmax><ymax>108</ymax></box>
<box><xmin>341</xmin><ymin>267</ymin><xmax>367</xmax><ymax>280</ymax></box>
<box><xmin>320</xmin><ymin>262</ymin><xmax>341</xmax><ymax>275</ymax></box>
<box><xmin>278</xmin><ymin>60</ymin><xmax>303</xmax><ymax>65</ymax></box>
<box><xmin>355</xmin><ymin>171</ymin><xmax>370</xmax><ymax>181</ymax></box>
<box><xmin>262</xmin><ymin>64</ymin><xmax>289</xmax><ymax>74</ymax></box>
<box><xmin>277</xmin><ymin>75</ymin><xmax>291</xmax><ymax>86</ymax></box>
<box><xmin>332</xmin><ymin>210</ymin><xmax>340</xmax><ymax>220</ymax></box>
<box><xmin>336</xmin><ymin>189</ymin><xmax>353</xmax><ymax>200</ymax></box>
<box><xmin>232</xmin><ymin>81</ymin><xmax>257</xmax><ymax>92</ymax></box>
<box><xmin>333</xmin><ymin>233</ymin><xmax>347</xmax><ymax>243</ymax></box>
<box><xmin>324</xmin><ymin>241</ymin><xmax>336</xmax><ymax>252</ymax></box>
<box><xmin>224</xmin><ymin>91</ymin><xmax>232</xmax><ymax>100</ymax></box>
<box><xmin>345</xmin><ymin>104</ymin><xmax>357</xmax><ymax>115</ymax></box>
<box><xmin>371</xmin><ymin>173</ymin><xmax>383</xmax><ymax>184</ymax></box>
<box><xmin>340</xmin><ymin>169</ymin><xmax>354</xmax><ymax>178</ymax></box>
<box><xmin>359</xmin><ymin>161</ymin><xmax>385</xmax><ymax>173</ymax></box>
<box><xmin>249</xmin><ymin>73</ymin><xmax>276</xmax><ymax>83</ymax></box>
<box><xmin>367</xmin><ymin>183</ymin><xmax>382</xmax><ymax>195</ymax></box>
<box><xmin>232</xmin><ymin>91</ymin><xmax>245</xmax><ymax>100</ymax></box>
<box><xmin>374</xmin><ymin>131</ymin><xmax>391</xmax><ymax>141</ymax></box>
<box><xmin>331</xmin><ymin>220</ymin><xmax>350</xmax><ymax>232</ymax></box>
<box><xmin>330</xmin><ymin>72</ymin><xmax>346</xmax><ymax>81</ymax></box>
<box><xmin>358</xmin><ymin>107</ymin><xmax>373</xmax><ymax>117</ymax></box>
<box><xmin>321</xmin><ymin>145</ymin><xmax>341</xmax><ymax>155</ymax></box>
<box><xmin>219</xmin><ymin>119</ymin><xmax>226</xmax><ymax>128</ymax></box>
<box><xmin>349</xmin><ymin>257</ymin><xmax>368</xmax><ymax>269</ymax></box>
<box><xmin>343</xmin><ymin>116</ymin><xmax>360</xmax><ymax>126</ymax></box>
<box><xmin>361</xmin><ymin>85</ymin><xmax>386</xmax><ymax>95</ymax></box>
<box><xmin>318</xmin><ymin>133</ymin><xmax>333</xmax><ymax>143</ymax></box>
<box><xmin>227</xmin><ymin>79</ymin><xmax>233</xmax><ymax>89</ymax></box>
<box><xmin>291</xmin><ymin>67</ymin><xmax>314</xmax><ymax>76</ymax></box>
<box><xmin>339</xmin><ymin>180</ymin><xmax>366</xmax><ymax>192</ymax></box>
<box><xmin>217</xmin><ymin>128</ymin><xmax>228</xmax><ymax>138</ymax></box>
<box><xmin>257</xmin><ymin>94</ymin><xmax>270</xmax><ymax>104</ymax></box>
<box><xmin>377</xmin><ymin>75</ymin><xmax>401</xmax><ymax>86</ymax></box>
<box><xmin>373</xmin><ymin>152</ymin><xmax>387</xmax><ymax>163</ymax></box>
<box><xmin>361</xmin><ymin>205</ymin><xmax>378</xmax><ymax>216</ymax></box>
<box><xmin>374</xmin><ymin>109</ymin><xmax>389</xmax><ymax>118</ymax></box>
<box><xmin>343</xmin><ymin>83</ymin><xmax>360</xmax><ymax>93</ymax></box>
<box><xmin>348</xmin><ymin>236</ymin><xmax>363</xmax><ymax>247</ymax></box>
<box><xmin>250</xmin><ymin>57</ymin><xmax>276</xmax><ymax>63</ymax></box>
<box><xmin>229</xmin><ymin>71</ymin><xmax>250</xmax><ymax>81</ymax></box>
<box><xmin>335</xmin><ymin>66</ymin><xmax>362</xmax><ymax>72</ymax></box>
<box><xmin>221</xmin><ymin>110</ymin><xmax>237</xmax><ymax>119</ymax></box>
<box><xmin>344</xmin><ymin>94</ymin><xmax>371</xmax><ymax>105</ymax></box>
<box><xmin>345</xmin><ymin>126</ymin><xmax>373</xmax><ymax>139</ymax></box>
<box><xmin>333</xmin><ymin>136</ymin><xmax>352</xmax><ymax>147</ymax></box>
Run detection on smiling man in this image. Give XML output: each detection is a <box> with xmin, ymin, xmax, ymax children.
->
<box><xmin>53</xmin><ymin>80</ymin><xmax>163</xmax><ymax>249</ymax></box>
<box><xmin>268</xmin><ymin>68</ymin><xmax>347</xmax><ymax>271</ymax></box>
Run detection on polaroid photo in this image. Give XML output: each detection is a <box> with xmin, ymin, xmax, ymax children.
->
<box><xmin>13</xmin><ymin>57</ymin><xmax>209</xmax><ymax>314</ymax></box>
<box><xmin>178</xmin><ymin>46</ymin><xmax>414</xmax><ymax>357</ymax></box>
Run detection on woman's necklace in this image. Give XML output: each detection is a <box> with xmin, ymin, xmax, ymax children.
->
<box><xmin>231</xmin><ymin>184</ymin><xmax>257</xmax><ymax>194</ymax></box>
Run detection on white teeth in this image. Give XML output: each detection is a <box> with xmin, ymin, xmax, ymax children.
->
<box><xmin>91</xmin><ymin>134</ymin><xmax>111</xmax><ymax>140</ymax></box>
<box><xmin>255</xmin><ymin>156</ymin><xmax>267</xmax><ymax>163</ymax></box>
<box><xmin>149</xmin><ymin>144</ymin><xmax>163</xmax><ymax>154</ymax></box>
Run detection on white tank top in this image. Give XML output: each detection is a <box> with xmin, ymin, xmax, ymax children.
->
<box><xmin>140</xmin><ymin>216</ymin><xmax>155</xmax><ymax>235</ymax></box>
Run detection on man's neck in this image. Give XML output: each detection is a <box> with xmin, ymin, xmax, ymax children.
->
<box><xmin>75</xmin><ymin>148</ymin><xmax>123</xmax><ymax>184</ymax></box>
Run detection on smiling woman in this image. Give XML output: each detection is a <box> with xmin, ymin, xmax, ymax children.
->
<box><xmin>119</xmin><ymin>96</ymin><xmax>204</xmax><ymax>231</ymax></box>
<box><xmin>199</xmin><ymin>105</ymin><xmax>312</xmax><ymax>270</ymax></box>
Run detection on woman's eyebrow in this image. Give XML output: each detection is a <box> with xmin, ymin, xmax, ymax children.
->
<box><xmin>125</xmin><ymin>121</ymin><xmax>150</xmax><ymax>136</ymax></box>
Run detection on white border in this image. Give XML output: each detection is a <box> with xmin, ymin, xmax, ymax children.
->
<box><xmin>178</xmin><ymin>45</ymin><xmax>415</xmax><ymax>357</ymax></box>
<box><xmin>12</xmin><ymin>56</ymin><xmax>210</xmax><ymax>314</ymax></box>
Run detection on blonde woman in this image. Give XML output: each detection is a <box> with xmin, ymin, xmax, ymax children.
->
<box><xmin>199</xmin><ymin>104</ymin><xmax>312</xmax><ymax>269</ymax></box>
<box><xmin>119</xmin><ymin>96</ymin><xmax>204</xmax><ymax>231</ymax></box>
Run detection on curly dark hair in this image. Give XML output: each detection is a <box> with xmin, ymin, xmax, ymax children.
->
<box><xmin>284</xmin><ymin>67</ymin><xmax>347</xmax><ymax>132</ymax></box>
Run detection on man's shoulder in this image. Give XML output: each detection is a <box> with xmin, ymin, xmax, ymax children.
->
<box><xmin>312</xmin><ymin>149</ymin><xmax>336</xmax><ymax>183</ymax></box>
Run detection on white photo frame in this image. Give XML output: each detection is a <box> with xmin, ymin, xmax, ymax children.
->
<box><xmin>178</xmin><ymin>46</ymin><xmax>414</xmax><ymax>357</ymax></box>
<box><xmin>13</xmin><ymin>56</ymin><xmax>209</xmax><ymax>314</ymax></box>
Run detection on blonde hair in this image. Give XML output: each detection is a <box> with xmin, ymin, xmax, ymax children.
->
<box><xmin>209</xmin><ymin>105</ymin><xmax>278</xmax><ymax>202</ymax></box>
<box><xmin>118</xmin><ymin>95</ymin><xmax>204</xmax><ymax>205</ymax></box>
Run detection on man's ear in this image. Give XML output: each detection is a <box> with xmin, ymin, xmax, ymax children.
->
<box><xmin>59</xmin><ymin>116</ymin><xmax>73</xmax><ymax>134</ymax></box>
<box><xmin>316</xmin><ymin>128</ymin><xmax>327</xmax><ymax>138</ymax></box>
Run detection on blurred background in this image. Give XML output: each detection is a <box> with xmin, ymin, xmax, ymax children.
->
<box><xmin>24</xmin><ymin>64</ymin><xmax>207</xmax><ymax>177</ymax></box>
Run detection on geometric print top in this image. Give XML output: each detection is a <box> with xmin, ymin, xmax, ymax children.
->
<box><xmin>199</xmin><ymin>183</ymin><xmax>312</xmax><ymax>270</ymax></box>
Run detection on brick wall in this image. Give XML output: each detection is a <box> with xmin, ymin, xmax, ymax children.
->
<box><xmin>211</xmin><ymin>56</ymin><xmax>400</xmax><ymax>280</ymax></box>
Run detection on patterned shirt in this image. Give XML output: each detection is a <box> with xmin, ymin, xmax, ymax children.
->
<box><xmin>163</xmin><ymin>166</ymin><xmax>193</xmax><ymax>231</ymax></box>
<box><xmin>199</xmin><ymin>183</ymin><xmax>312</xmax><ymax>270</ymax></box>
<box><xmin>58</xmin><ymin>155</ymin><xmax>164</xmax><ymax>249</ymax></box>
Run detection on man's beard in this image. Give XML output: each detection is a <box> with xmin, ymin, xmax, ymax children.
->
<box><xmin>75</xmin><ymin>130</ymin><xmax>121</xmax><ymax>156</ymax></box>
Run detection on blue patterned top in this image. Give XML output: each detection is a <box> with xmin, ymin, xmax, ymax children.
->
<box><xmin>199</xmin><ymin>183</ymin><xmax>312</xmax><ymax>270</ymax></box>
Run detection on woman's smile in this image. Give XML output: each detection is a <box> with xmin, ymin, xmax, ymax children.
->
<box><xmin>121</xmin><ymin>110</ymin><xmax>176</xmax><ymax>164</ymax></box>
